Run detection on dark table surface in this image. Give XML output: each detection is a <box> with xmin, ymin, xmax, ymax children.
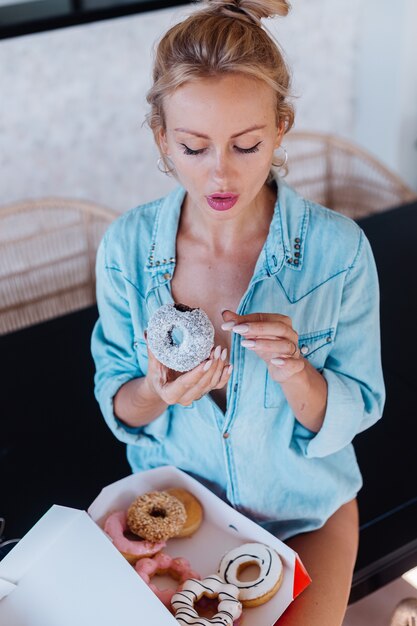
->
<box><xmin>1</xmin><ymin>201</ymin><xmax>416</xmax><ymax>603</ymax></box>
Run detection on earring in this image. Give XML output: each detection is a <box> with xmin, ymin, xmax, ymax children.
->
<box><xmin>157</xmin><ymin>156</ymin><xmax>175</xmax><ymax>175</ymax></box>
<box><xmin>272</xmin><ymin>145</ymin><xmax>288</xmax><ymax>169</ymax></box>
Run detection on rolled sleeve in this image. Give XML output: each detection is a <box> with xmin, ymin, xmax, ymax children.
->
<box><xmin>303</xmin><ymin>230</ymin><xmax>386</xmax><ymax>458</ymax></box>
<box><xmin>91</xmin><ymin>236</ymin><xmax>150</xmax><ymax>444</ymax></box>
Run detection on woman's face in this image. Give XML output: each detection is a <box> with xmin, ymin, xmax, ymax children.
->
<box><xmin>158</xmin><ymin>73</ymin><xmax>284</xmax><ymax>218</ymax></box>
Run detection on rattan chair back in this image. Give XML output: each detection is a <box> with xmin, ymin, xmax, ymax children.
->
<box><xmin>0</xmin><ymin>198</ymin><xmax>118</xmax><ymax>335</ymax></box>
<box><xmin>284</xmin><ymin>131</ymin><xmax>416</xmax><ymax>219</ymax></box>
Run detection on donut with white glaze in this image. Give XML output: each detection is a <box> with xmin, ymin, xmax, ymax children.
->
<box><xmin>147</xmin><ymin>303</ymin><xmax>215</xmax><ymax>372</ymax></box>
<box><xmin>171</xmin><ymin>574</ymin><xmax>242</xmax><ymax>626</ymax></box>
<box><xmin>218</xmin><ymin>542</ymin><xmax>283</xmax><ymax>607</ymax></box>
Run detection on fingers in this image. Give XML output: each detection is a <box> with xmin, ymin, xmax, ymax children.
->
<box><xmin>269</xmin><ymin>354</ymin><xmax>305</xmax><ymax>381</ymax></box>
<box><xmin>221</xmin><ymin>309</ymin><xmax>239</xmax><ymax>324</ymax></box>
<box><xmin>222</xmin><ymin>310</ymin><xmax>292</xmax><ymax>326</ymax></box>
<box><xmin>176</xmin><ymin>346</ymin><xmax>232</xmax><ymax>405</ymax></box>
<box><xmin>221</xmin><ymin>311</ymin><xmax>296</xmax><ymax>344</ymax></box>
<box><xmin>212</xmin><ymin>362</ymin><xmax>233</xmax><ymax>390</ymax></box>
<box><xmin>240</xmin><ymin>337</ymin><xmax>299</xmax><ymax>358</ymax></box>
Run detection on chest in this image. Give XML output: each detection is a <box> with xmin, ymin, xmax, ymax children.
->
<box><xmin>170</xmin><ymin>245</ymin><xmax>261</xmax><ymax>350</ymax></box>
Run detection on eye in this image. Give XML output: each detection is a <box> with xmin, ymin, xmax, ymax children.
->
<box><xmin>180</xmin><ymin>143</ymin><xmax>206</xmax><ymax>156</ymax></box>
<box><xmin>235</xmin><ymin>141</ymin><xmax>262</xmax><ymax>154</ymax></box>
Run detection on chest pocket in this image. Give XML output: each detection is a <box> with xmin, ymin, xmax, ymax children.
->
<box><xmin>264</xmin><ymin>327</ymin><xmax>335</xmax><ymax>408</ymax></box>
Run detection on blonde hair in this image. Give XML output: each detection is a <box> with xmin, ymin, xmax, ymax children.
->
<box><xmin>146</xmin><ymin>0</ymin><xmax>294</xmax><ymax>155</ymax></box>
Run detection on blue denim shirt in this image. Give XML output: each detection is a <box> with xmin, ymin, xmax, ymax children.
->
<box><xmin>91</xmin><ymin>179</ymin><xmax>385</xmax><ymax>540</ymax></box>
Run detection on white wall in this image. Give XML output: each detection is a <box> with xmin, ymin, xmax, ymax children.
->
<box><xmin>354</xmin><ymin>0</ymin><xmax>417</xmax><ymax>189</ymax></box>
<box><xmin>0</xmin><ymin>0</ymin><xmax>414</xmax><ymax>214</ymax></box>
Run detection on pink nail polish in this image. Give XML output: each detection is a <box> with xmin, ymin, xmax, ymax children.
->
<box><xmin>214</xmin><ymin>345</ymin><xmax>222</xmax><ymax>359</ymax></box>
<box><xmin>221</xmin><ymin>348</ymin><xmax>227</xmax><ymax>361</ymax></box>
<box><xmin>227</xmin><ymin>364</ymin><xmax>233</xmax><ymax>374</ymax></box>
<box><xmin>203</xmin><ymin>360</ymin><xmax>213</xmax><ymax>372</ymax></box>
<box><xmin>271</xmin><ymin>358</ymin><xmax>285</xmax><ymax>366</ymax></box>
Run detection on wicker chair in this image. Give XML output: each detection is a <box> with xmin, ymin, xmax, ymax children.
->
<box><xmin>0</xmin><ymin>198</ymin><xmax>118</xmax><ymax>335</ymax></box>
<box><xmin>284</xmin><ymin>131</ymin><xmax>416</xmax><ymax>219</ymax></box>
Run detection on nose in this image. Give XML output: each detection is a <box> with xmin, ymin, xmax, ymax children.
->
<box><xmin>212</xmin><ymin>149</ymin><xmax>232</xmax><ymax>184</ymax></box>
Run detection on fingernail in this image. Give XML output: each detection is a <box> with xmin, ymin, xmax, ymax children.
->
<box><xmin>220</xmin><ymin>308</ymin><xmax>228</xmax><ymax>314</ymax></box>
<box><xmin>241</xmin><ymin>340</ymin><xmax>256</xmax><ymax>348</ymax></box>
<box><xmin>271</xmin><ymin>358</ymin><xmax>285</xmax><ymax>366</ymax></box>
<box><xmin>214</xmin><ymin>345</ymin><xmax>222</xmax><ymax>359</ymax></box>
<box><xmin>233</xmin><ymin>324</ymin><xmax>249</xmax><ymax>334</ymax></box>
<box><xmin>221</xmin><ymin>321</ymin><xmax>235</xmax><ymax>331</ymax></box>
<box><xmin>227</xmin><ymin>364</ymin><xmax>233</xmax><ymax>374</ymax></box>
<box><xmin>221</xmin><ymin>348</ymin><xmax>227</xmax><ymax>361</ymax></box>
<box><xmin>203</xmin><ymin>360</ymin><xmax>213</xmax><ymax>371</ymax></box>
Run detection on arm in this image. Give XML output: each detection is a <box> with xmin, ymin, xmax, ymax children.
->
<box><xmin>113</xmin><ymin>377</ymin><xmax>168</xmax><ymax>427</ymax></box>
<box><xmin>222</xmin><ymin>230</ymin><xmax>385</xmax><ymax>457</ymax></box>
<box><xmin>222</xmin><ymin>311</ymin><xmax>327</xmax><ymax>432</ymax></box>
<box><xmin>303</xmin><ymin>230</ymin><xmax>385</xmax><ymax>458</ymax></box>
<box><xmin>91</xmin><ymin>236</ymin><xmax>167</xmax><ymax>443</ymax></box>
<box><xmin>279</xmin><ymin>360</ymin><xmax>327</xmax><ymax>432</ymax></box>
<box><xmin>92</xmin><ymin>236</ymin><xmax>232</xmax><ymax>433</ymax></box>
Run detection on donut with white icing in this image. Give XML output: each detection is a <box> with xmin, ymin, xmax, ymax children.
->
<box><xmin>146</xmin><ymin>303</ymin><xmax>215</xmax><ymax>372</ymax></box>
<box><xmin>171</xmin><ymin>574</ymin><xmax>242</xmax><ymax>626</ymax></box>
<box><xmin>218</xmin><ymin>542</ymin><xmax>283</xmax><ymax>607</ymax></box>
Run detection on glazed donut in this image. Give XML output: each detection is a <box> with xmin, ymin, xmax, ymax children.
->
<box><xmin>135</xmin><ymin>552</ymin><xmax>201</xmax><ymax>609</ymax></box>
<box><xmin>103</xmin><ymin>510</ymin><xmax>166</xmax><ymax>565</ymax></box>
<box><xmin>127</xmin><ymin>491</ymin><xmax>187</xmax><ymax>542</ymax></box>
<box><xmin>171</xmin><ymin>575</ymin><xmax>242</xmax><ymax>626</ymax></box>
<box><xmin>218</xmin><ymin>542</ymin><xmax>283</xmax><ymax>607</ymax></box>
<box><xmin>166</xmin><ymin>488</ymin><xmax>204</xmax><ymax>537</ymax></box>
<box><xmin>146</xmin><ymin>303</ymin><xmax>215</xmax><ymax>372</ymax></box>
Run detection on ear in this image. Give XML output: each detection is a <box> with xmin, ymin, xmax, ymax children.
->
<box><xmin>157</xmin><ymin>127</ymin><xmax>170</xmax><ymax>156</ymax></box>
<box><xmin>274</xmin><ymin>121</ymin><xmax>286</xmax><ymax>149</ymax></box>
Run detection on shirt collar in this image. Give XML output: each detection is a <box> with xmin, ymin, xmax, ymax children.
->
<box><xmin>144</xmin><ymin>173</ymin><xmax>308</xmax><ymax>277</ymax></box>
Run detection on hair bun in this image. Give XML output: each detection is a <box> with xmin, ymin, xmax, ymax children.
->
<box><xmin>207</xmin><ymin>0</ymin><xmax>290</xmax><ymax>24</ymax></box>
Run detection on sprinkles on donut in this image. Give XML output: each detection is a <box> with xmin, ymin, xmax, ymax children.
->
<box><xmin>146</xmin><ymin>303</ymin><xmax>215</xmax><ymax>372</ymax></box>
<box><xmin>127</xmin><ymin>490</ymin><xmax>187</xmax><ymax>542</ymax></box>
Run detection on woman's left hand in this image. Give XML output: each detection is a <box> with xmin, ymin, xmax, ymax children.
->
<box><xmin>221</xmin><ymin>310</ymin><xmax>305</xmax><ymax>383</ymax></box>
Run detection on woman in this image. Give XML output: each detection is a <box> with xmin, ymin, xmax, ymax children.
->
<box><xmin>91</xmin><ymin>0</ymin><xmax>385</xmax><ymax>622</ymax></box>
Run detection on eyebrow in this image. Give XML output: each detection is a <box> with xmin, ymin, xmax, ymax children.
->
<box><xmin>173</xmin><ymin>125</ymin><xmax>266</xmax><ymax>139</ymax></box>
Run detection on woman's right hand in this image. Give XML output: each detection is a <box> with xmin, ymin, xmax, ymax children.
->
<box><xmin>144</xmin><ymin>343</ymin><xmax>232</xmax><ymax>407</ymax></box>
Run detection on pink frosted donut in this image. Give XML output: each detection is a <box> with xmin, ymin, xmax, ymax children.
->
<box><xmin>135</xmin><ymin>552</ymin><xmax>201</xmax><ymax>608</ymax></box>
<box><xmin>104</xmin><ymin>510</ymin><xmax>166</xmax><ymax>563</ymax></box>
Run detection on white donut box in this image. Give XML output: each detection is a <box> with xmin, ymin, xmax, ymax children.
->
<box><xmin>0</xmin><ymin>466</ymin><xmax>311</xmax><ymax>626</ymax></box>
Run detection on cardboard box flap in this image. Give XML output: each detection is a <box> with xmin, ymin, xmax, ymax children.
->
<box><xmin>0</xmin><ymin>506</ymin><xmax>83</xmax><ymax>584</ymax></box>
<box><xmin>0</xmin><ymin>505</ymin><xmax>177</xmax><ymax>626</ymax></box>
<box><xmin>0</xmin><ymin>579</ymin><xmax>16</xmax><ymax>602</ymax></box>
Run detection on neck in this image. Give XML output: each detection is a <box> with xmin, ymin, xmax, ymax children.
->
<box><xmin>180</xmin><ymin>182</ymin><xmax>277</xmax><ymax>254</ymax></box>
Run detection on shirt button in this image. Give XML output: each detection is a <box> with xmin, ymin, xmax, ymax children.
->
<box><xmin>163</xmin><ymin>272</ymin><xmax>171</xmax><ymax>280</ymax></box>
<box><xmin>300</xmin><ymin>345</ymin><xmax>309</xmax><ymax>355</ymax></box>
<box><xmin>223</xmin><ymin>432</ymin><xmax>230</xmax><ymax>439</ymax></box>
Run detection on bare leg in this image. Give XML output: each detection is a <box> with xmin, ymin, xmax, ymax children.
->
<box><xmin>278</xmin><ymin>499</ymin><xmax>359</xmax><ymax>626</ymax></box>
